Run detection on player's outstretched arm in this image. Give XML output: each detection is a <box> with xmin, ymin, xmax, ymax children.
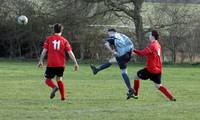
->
<box><xmin>68</xmin><ymin>51</ymin><xmax>79</xmax><ymax>71</ymax></box>
<box><xmin>133</xmin><ymin>47</ymin><xmax>151</xmax><ymax>56</ymax></box>
<box><xmin>37</xmin><ymin>48</ymin><xmax>47</xmax><ymax>68</ymax></box>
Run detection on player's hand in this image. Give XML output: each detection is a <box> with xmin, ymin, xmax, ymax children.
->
<box><xmin>132</xmin><ymin>49</ymin><xmax>136</xmax><ymax>55</ymax></box>
<box><xmin>111</xmin><ymin>50</ymin><xmax>118</xmax><ymax>57</ymax></box>
<box><xmin>111</xmin><ymin>49</ymin><xmax>115</xmax><ymax>54</ymax></box>
<box><xmin>37</xmin><ymin>61</ymin><xmax>43</xmax><ymax>68</ymax></box>
<box><xmin>73</xmin><ymin>63</ymin><xmax>79</xmax><ymax>71</ymax></box>
<box><xmin>132</xmin><ymin>51</ymin><xmax>136</xmax><ymax>55</ymax></box>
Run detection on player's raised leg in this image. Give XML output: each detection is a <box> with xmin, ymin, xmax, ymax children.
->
<box><xmin>90</xmin><ymin>57</ymin><xmax>116</xmax><ymax>75</ymax></box>
<box><xmin>154</xmin><ymin>83</ymin><xmax>176</xmax><ymax>101</ymax></box>
<box><xmin>56</xmin><ymin>77</ymin><xmax>65</xmax><ymax>101</ymax></box>
<box><xmin>90</xmin><ymin>62</ymin><xmax>112</xmax><ymax>75</ymax></box>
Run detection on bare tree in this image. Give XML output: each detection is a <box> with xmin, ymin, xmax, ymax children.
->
<box><xmin>84</xmin><ymin>0</ymin><xmax>145</xmax><ymax>48</ymax></box>
<box><xmin>147</xmin><ymin>4</ymin><xmax>195</xmax><ymax>63</ymax></box>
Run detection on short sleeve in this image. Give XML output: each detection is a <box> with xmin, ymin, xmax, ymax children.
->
<box><xmin>43</xmin><ymin>37</ymin><xmax>49</xmax><ymax>49</ymax></box>
<box><xmin>65</xmin><ymin>40</ymin><xmax>72</xmax><ymax>52</ymax></box>
<box><xmin>106</xmin><ymin>37</ymin><xmax>115</xmax><ymax>45</ymax></box>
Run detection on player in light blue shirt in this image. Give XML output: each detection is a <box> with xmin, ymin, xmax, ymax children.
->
<box><xmin>90</xmin><ymin>28</ymin><xmax>135</xmax><ymax>99</ymax></box>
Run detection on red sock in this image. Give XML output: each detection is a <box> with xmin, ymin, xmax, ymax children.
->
<box><xmin>159</xmin><ymin>86</ymin><xmax>173</xmax><ymax>100</ymax></box>
<box><xmin>134</xmin><ymin>80</ymin><xmax>140</xmax><ymax>96</ymax></box>
<box><xmin>45</xmin><ymin>79</ymin><xmax>56</xmax><ymax>89</ymax></box>
<box><xmin>57</xmin><ymin>80</ymin><xmax>65</xmax><ymax>100</ymax></box>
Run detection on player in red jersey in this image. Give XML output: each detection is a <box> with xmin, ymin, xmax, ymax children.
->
<box><xmin>37</xmin><ymin>23</ymin><xmax>79</xmax><ymax>101</ymax></box>
<box><xmin>132</xmin><ymin>30</ymin><xmax>176</xmax><ymax>101</ymax></box>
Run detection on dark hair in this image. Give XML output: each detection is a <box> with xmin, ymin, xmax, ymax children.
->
<box><xmin>151</xmin><ymin>30</ymin><xmax>159</xmax><ymax>40</ymax></box>
<box><xmin>54</xmin><ymin>23</ymin><xmax>64</xmax><ymax>33</ymax></box>
<box><xmin>107</xmin><ymin>28</ymin><xmax>116</xmax><ymax>32</ymax></box>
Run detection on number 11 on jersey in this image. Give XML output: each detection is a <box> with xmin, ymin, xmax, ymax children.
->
<box><xmin>52</xmin><ymin>40</ymin><xmax>60</xmax><ymax>50</ymax></box>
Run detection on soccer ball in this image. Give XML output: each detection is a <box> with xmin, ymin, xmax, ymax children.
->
<box><xmin>17</xmin><ymin>15</ymin><xmax>28</xmax><ymax>25</ymax></box>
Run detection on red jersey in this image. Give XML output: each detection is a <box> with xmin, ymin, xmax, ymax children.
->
<box><xmin>134</xmin><ymin>40</ymin><xmax>162</xmax><ymax>74</ymax></box>
<box><xmin>43</xmin><ymin>35</ymin><xmax>72</xmax><ymax>67</ymax></box>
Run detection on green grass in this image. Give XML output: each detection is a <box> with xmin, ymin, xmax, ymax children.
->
<box><xmin>0</xmin><ymin>61</ymin><xmax>200</xmax><ymax>120</ymax></box>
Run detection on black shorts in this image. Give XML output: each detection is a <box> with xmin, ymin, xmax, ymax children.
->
<box><xmin>45</xmin><ymin>67</ymin><xmax>65</xmax><ymax>79</ymax></box>
<box><xmin>116</xmin><ymin>51</ymin><xmax>132</xmax><ymax>69</ymax></box>
<box><xmin>137</xmin><ymin>68</ymin><xmax>161</xmax><ymax>84</ymax></box>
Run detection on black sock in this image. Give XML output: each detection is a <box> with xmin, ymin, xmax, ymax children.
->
<box><xmin>96</xmin><ymin>62</ymin><xmax>112</xmax><ymax>72</ymax></box>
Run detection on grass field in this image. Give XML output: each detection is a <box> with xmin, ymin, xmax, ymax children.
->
<box><xmin>0</xmin><ymin>60</ymin><xmax>200</xmax><ymax>120</ymax></box>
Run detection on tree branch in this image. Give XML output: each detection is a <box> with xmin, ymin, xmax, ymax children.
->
<box><xmin>105</xmin><ymin>0</ymin><xmax>134</xmax><ymax>18</ymax></box>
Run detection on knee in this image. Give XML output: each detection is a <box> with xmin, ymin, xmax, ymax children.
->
<box><xmin>134</xmin><ymin>73</ymin><xmax>140</xmax><ymax>80</ymax></box>
<box><xmin>154</xmin><ymin>83</ymin><xmax>161</xmax><ymax>89</ymax></box>
<box><xmin>109</xmin><ymin>57</ymin><xmax>117</xmax><ymax>63</ymax></box>
<box><xmin>121</xmin><ymin>69</ymin><xmax>127</xmax><ymax>75</ymax></box>
<box><xmin>56</xmin><ymin>77</ymin><xmax>62</xmax><ymax>82</ymax></box>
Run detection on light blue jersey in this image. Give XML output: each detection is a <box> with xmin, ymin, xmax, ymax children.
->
<box><xmin>110</xmin><ymin>33</ymin><xmax>134</xmax><ymax>57</ymax></box>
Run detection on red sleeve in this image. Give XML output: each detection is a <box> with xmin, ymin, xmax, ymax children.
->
<box><xmin>65</xmin><ymin>40</ymin><xmax>72</xmax><ymax>52</ymax></box>
<box><xmin>133</xmin><ymin>46</ymin><xmax>152</xmax><ymax>56</ymax></box>
<box><xmin>43</xmin><ymin>37</ymin><xmax>49</xmax><ymax>49</ymax></box>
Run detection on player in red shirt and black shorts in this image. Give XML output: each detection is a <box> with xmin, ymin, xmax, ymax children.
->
<box><xmin>38</xmin><ymin>23</ymin><xmax>79</xmax><ymax>101</ymax></box>
<box><xmin>132</xmin><ymin>30</ymin><xmax>176</xmax><ymax>101</ymax></box>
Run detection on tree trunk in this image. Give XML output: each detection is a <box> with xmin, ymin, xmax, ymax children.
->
<box><xmin>172</xmin><ymin>47</ymin><xmax>176</xmax><ymax>64</ymax></box>
<box><xmin>133</xmin><ymin>0</ymin><xmax>145</xmax><ymax>49</ymax></box>
<box><xmin>80</xmin><ymin>42</ymin><xmax>84</xmax><ymax>60</ymax></box>
<box><xmin>9</xmin><ymin>39</ymin><xmax>14</xmax><ymax>58</ymax></box>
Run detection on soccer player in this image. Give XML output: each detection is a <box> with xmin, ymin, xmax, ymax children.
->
<box><xmin>90</xmin><ymin>28</ymin><xmax>135</xmax><ymax>99</ymax></box>
<box><xmin>132</xmin><ymin>30</ymin><xmax>176</xmax><ymax>101</ymax></box>
<box><xmin>37</xmin><ymin>23</ymin><xmax>79</xmax><ymax>101</ymax></box>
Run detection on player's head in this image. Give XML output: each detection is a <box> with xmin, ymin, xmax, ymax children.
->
<box><xmin>149</xmin><ymin>30</ymin><xmax>159</xmax><ymax>41</ymax></box>
<box><xmin>107</xmin><ymin>28</ymin><xmax>116</xmax><ymax>37</ymax></box>
<box><xmin>54</xmin><ymin>23</ymin><xmax>64</xmax><ymax>34</ymax></box>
